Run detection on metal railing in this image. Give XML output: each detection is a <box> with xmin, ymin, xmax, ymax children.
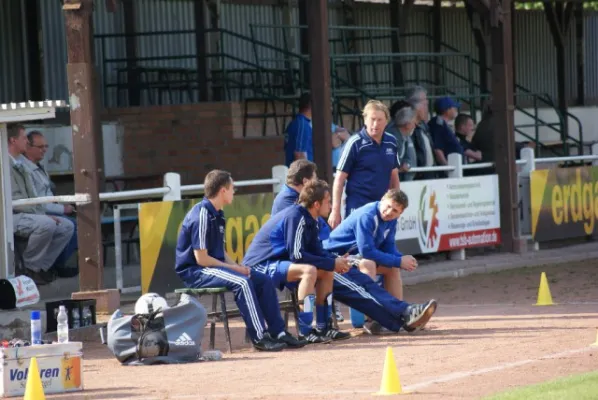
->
<box><xmin>9</xmin><ymin>144</ymin><xmax>598</xmax><ymax>294</ymax></box>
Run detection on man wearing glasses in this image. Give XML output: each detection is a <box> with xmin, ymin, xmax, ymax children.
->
<box><xmin>22</xmin><ymin>130</ymin><xmax>78</xmax><ymax>277</ymax></box>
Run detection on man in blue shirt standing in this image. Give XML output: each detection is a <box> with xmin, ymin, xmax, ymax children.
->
<box><xmin>265</xmin><ymin>182</ymin><xmax>438</xmax><ymax>335</ymax></box>
<box><xmin>175</xmin><ymin>170</ymin><xmax>306</xmax><ymax>352</ymax></box>
<box><xmin>285</xmin><ymin>93</ymin><xmax>351</xmax><ymax>168</ymax></box>
<box><xmin>324</xmin><ymin>189</ymin><xmax>418</xmax><ymax>302</ymax></box>
<box><xmin>244</xmin><ymin>180</ymin><xmax>352</xmax><ymax>343</ymax></box>
<box><xmin>328</xmin><ymin>100</ymin><xmax>401</xmax><ymax>229</ymax></box>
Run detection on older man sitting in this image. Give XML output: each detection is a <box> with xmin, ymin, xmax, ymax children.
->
<box><xmin>21</xmin><ymin>130</ymin><xmax>79</xmax><ymax>277</ymax></box>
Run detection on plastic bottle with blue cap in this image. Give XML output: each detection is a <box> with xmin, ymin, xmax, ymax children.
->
<box><xmin>30</xmin><ymin>311</ymin><xmax>42</xmax><ymax>345</ymax></box>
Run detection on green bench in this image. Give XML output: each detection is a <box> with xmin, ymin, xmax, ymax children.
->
<box><xmin>174</xmin><ymin>287</ymin><xmax>300</xmax><ymax>353</ymax></box>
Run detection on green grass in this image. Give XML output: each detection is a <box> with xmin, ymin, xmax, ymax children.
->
<box><xmin>485</xmin><ymin>370</ymin><xmax>598</xmax><ymax>400</ymax></box>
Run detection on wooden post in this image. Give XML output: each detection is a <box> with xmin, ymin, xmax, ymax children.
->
<box><xmin>489</xmin><ymin>0</ymin><xmax>521</xmax><ymax>253</ymax></box>
<box><xmin>307</xmin><ymin>0</ymin><xmax>333</xmax><ymax>184</ymax></box>
<box><xmin>63</xmin><ymin>0</ymin><xmax>105</xmax><ymax>292</ymax></box>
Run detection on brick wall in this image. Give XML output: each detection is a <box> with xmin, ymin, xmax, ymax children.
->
<box><xmin>102</xmin><ymin>102</ymin><xmax>284</xmax><ymax>190</ymax></box>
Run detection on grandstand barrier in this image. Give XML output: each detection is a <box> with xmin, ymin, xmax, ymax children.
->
<box><xmin>6</xmin><ymin>145</ymin><xmax>598</xmax><ymax>294</ymax></box>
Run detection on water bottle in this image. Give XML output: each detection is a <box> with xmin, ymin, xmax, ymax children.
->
<box><xmin>57</xmin><ymin>306</ymin><xmax>69</xmax><ymax>344</ymax></box>
<box><xmin>201</xmin><ymin>350</ymin><xmax>223</xmax><ymax>362</ymax></box>
<box><xmin>72</xmin><ymin>308</ymin><xmax>80</xmax><ymax>329</ymax></box>
<box><xmin>82</xmin><ymin>307</ymin><xmax>92</xmax><ymax>327</ymax></box>
<box><xmin>349</xmin><ymin>308</ymin><xmax>365</xmax><ymax>328</ymax></box>
<box><xmin>30</xmin><ymin>311</ymin><xmax>42</xmax><ymax>345</ymax></box>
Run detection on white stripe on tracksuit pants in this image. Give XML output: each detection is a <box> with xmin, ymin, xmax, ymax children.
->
<box><xmin>333</xmin><ymin>268</ymin><xmax>409</xmax><ymax>332</ymax></box>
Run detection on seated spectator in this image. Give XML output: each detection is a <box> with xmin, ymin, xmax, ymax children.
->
<box><xmin>404</xmin><ymin>86</ymin><xmax>437</xmax><ymax>180</ymax></box>
<box><xmin>22</xmin><ymin>131</ymin><xmax>78</xmax><ymax>277</ymax></box>
<box><xmin>7</xmin><ymin>124</ymin><xmax>74</xmax><ymax>285</ymax></box>
<box><xmin>284</xmin><ymin>92</ymin><xmax>351</xmax><ymax>168</ymax></box>
<box><xmin>387</xmin><ymin>101</ymin><xmax>417</xmax><ymax>181</ymax></box>
<box><xmin>454</xmin><ymin>114</ymin><xmax>482</xmax><ymax>164</ymax></box>
<box><xmin>428</xmin><ymin>97</ymin><xmax>463</xmax><ymax>167</ymax></box>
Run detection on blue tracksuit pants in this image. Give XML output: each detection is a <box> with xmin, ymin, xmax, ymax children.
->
<box><xmin>178</xmin><ymin>267</ymin><xmax>285</xmax><ymax>342</ymax></box>
<box><xmin>333</xmin><ymin>267</ymin><xmax>408</xmax><ymax>331</ymax></box>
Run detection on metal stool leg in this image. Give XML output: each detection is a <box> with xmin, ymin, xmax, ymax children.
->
<box><xmin>283</xmin><ymin>289</ymin><xmax>291</xmax><ymax>331</ymax></box>
<box><xmin>219</xmin><ymin>293</ymin><xmax>233</xmax><ymax>354</ymax></box>
<box><xmin>331</xmin><ymin>299</ymin><xmax>340</xmax><ymax>330</ymax></box>
<box><xmin>291</xmin><ymin>290</ymin><xmax>301</xmax><ymax>336</ymax></box>
<box><xmin>209</xmin><ymin>294</ymin><xmax>217</xmax><ymax>350</ymax></box>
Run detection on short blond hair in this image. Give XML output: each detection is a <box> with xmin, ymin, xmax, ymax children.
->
<box><xmin>362</xmin><ymin>100</ymin><xmax>390</xmax><ymax>122</ymax></box>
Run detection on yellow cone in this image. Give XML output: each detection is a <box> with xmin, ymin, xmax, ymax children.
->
<box><xmin>534</xmin><ymin>272</ymin><xmax>554</xmax><ymax>306</ymax></box>
<box><xmin>591</xmin><ymin>329</ymin><xmax>598</xmax><ymax>347</ymax></box>
<box><xmin>23</xmin><ymin>357</ymin><xmax>46</xmax><ymax>400</ymax></box>
<box><xmin>375</xmin><ymin>346</ymin><xmax>405</xmax><ymax>395</ymax></box>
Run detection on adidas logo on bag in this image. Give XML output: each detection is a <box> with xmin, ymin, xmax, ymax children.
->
<box><xmin>174</xmin><ymin>332</ymin><xmax>196</xmax><ymax>346</ymax></box>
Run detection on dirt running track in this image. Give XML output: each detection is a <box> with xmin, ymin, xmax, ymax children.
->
<box><xmin>48</xmin><ymin>261</ymin><xmax>598</xmax><ymax>400</ymax></box>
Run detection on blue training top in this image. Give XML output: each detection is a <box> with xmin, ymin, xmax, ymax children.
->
<box><xmin>336</xmin><ymin>128</ymin><xmax>400</xmax><ymax>208</ymax></box>
<box><xmin>284</xmin><ymin>114</ymin><xmax>313</xmax><ymax>167</ymax></box>
<box><xmin>323</xmin><ymin>201</ymin><xmax>403</xmax><ymax>268</ymax></box>
<box><xmin>243</xmin><ymin>204</ymin><xmax>336</xmax><ymax>271</ymax></box>
<box><xmin>175</xmin><ymin>199</ymin><xmax>226</xmax><ymax>273</ymax></box>
<box><xmin>271</xmin><ymin>184</ymin><xmax>332</xmax><ymax>241</ymax></box>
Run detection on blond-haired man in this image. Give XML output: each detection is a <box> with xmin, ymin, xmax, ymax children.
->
<box><xmin>328</xmin><ymin>100</ymin><xmax>401</xmax><ymax>229</ymax></box>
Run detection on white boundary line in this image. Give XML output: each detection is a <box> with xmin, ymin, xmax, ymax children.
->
<box><xmin>440</xmin><ymin>301</ymin><xmax>598</xmax><ymax>307</ymax></box>
<box><xmin>132</xmin><ymin>346</ymin><xmax>596</xmax><ymax>400</ymax></box>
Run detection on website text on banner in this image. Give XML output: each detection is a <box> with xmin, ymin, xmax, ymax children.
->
<box><xmin>139</xmin><ymin>176</ymin><xmax>500</xmax><ymax>295</ymax></box>
<box><xmin>394</xmin><ymin>175</ymin><xmax>501</xmax><ymax>255</ymax></box>
<box><xmin>530</xmin><ymin>166</ymin><xmax>598</xmax><ymax>242</ymax></box>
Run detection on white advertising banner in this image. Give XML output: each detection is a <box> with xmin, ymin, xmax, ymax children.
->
<box><xmin>394</xmin><ymin>175</ymin><xmax>501</xmax><ymax>254</ymax></box>
<box><xmin>0</xmin><ymin>342</ymin><xmax>83</xmax><ymax>398</ymax></box>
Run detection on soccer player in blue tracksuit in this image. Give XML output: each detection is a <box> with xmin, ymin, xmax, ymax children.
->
<box><xmin>175</xmin><ymin>170</ymin><xmax>307</xmax><ymax>352</ymax></box>
<box><xmin>263</xmin><ymin>181</ymin><xmax>438</xmax><ymax>335</ymax></box>
<box><xmin>244</xmin><ymin>180</ymin><xmax>353</xmax><ymax>343</ymax></box>
<box><xmin>328</xmin><ymin>100</ymin><xmax>401</xmax><ymax>229</ymax></box>
<box><xmin>272</xmin><ymin>159</ymin><xmax>332</xmax><ymax>254</ymax></box>
<box><xmin>272</xmin><ymin>159</ymin><xmax>342</xmax><ymax>320</ymax></box>
<box><xmin>324</xmin><ymin>189</ymin><xmax>419</xmax><ymax>302</ymax></box>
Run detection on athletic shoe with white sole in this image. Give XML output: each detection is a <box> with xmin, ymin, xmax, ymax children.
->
<box><xmin>299</xmin><ymin>329</ymin><xmax>333</xmax><ymax>344</ymax></box>
<box><xmin>402</xmin><ymin>300</ymin><xmax>437</xmax><ymax>331</ymax></box>
<box><xmin>320</xmin><ymin>327</ymin><xmax>352</xmax><ymax>341</ymax></box>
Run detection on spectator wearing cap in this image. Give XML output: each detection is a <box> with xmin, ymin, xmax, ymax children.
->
<box><xmin>428</xmin><ymin>97</ymin><xmax>463</xmax><ymax>167</ymax></box>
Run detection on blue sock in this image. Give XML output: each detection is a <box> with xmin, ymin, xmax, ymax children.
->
<box><xmin>298</xmin><ymin>294</ymin><xmax>315</xmax><ymax>336</ymax></box>
<box><xmin>298</xmin><ymin>311</ymin><xmax>313</xmax><ymax>336</ymax></box>
<box><xmin>316</xmin><ymin>305</ymin><xmax>328</xmax><ymax>331</ymax></box>
<box><xmin>326</xmin><ymin>294</ymin><xmax>333</xmax><ymax>324</ymax></box>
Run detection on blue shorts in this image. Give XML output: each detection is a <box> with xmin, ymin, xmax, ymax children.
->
<box><xmin>253</xmin><ymin>260</ymin><xmax>298</xmax><ymax>292</ymax></box>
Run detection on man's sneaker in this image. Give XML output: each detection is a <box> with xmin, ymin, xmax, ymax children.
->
<box><xmin>363</xmin><ymin>321</ymin><xmax>394</xmax><ymax>336</ymax></box>
<box><xmin>334</xmin><ymin>303</ymin><xmax>345</xmax><ymax>322</ymax></box>
<box><xmin>403</xmin><ymin>300</ymin><xmax>437</xmax><ymax>331</ymax></box>
<box><xmin>253</xmin><ymin>333</ymin><xmax>287</xmax><ymax>352</ymax></box>
<box><xmin>320</xmin><ymin>327</ymin><xmax>352</xmax><ymax>341</ymax></box>
<box><xmin>276</xmin><ymin>331</ymin><xmax>308</xmax><ymax>348</ymax></box>
<box><xmin>299</xmin><ymin>329</ymin><xmax>333</xmax><ymax>344</ymax></box>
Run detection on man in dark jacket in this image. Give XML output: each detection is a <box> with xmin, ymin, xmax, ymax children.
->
<box><xmin>404</xmin><ymin>86</ymin><xmax>438</xmax><ymax>180</ymax></box>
